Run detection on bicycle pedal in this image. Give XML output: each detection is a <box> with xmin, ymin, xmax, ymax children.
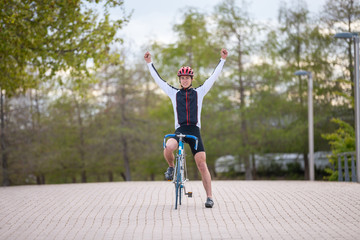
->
<box><xmin>187</xmin><ymin>192</ymin><xmax>192</xmax><ymax>198</ymax></box>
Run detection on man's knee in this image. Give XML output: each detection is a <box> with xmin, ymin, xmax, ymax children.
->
<box><xmin>195</xmin><ymin>152</ymin><xmax>207</xmax><ymax>171</ymax></box>
<box><xmin>195</xmin><ymin>151</ymin><xmax>206</xmax><ymax>161</ymax></box>
<box><xmin>165</xmin><ymin>138</ymin><xmax>178</xmax><ymax>153</ymax></box>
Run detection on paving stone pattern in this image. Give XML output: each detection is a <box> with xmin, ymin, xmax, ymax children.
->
<box><xmin>0</xmin><ymin>181</ymin><xmax>359</xmax><ymax>240</ymax></box>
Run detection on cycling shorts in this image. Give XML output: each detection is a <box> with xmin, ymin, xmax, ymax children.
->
<box><xmin>171</xmin><ymin>125</ymin><xmax>205</xmax><ymax>156</ymax></box>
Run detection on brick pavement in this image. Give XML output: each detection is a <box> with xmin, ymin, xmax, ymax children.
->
<box><xmin>0</xmin><ymin>181</ymin><xmax>359</xmax><ymax>240</ymax></box>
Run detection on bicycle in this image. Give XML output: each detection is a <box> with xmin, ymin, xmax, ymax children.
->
<box><xmin>163</xmin><ymin>133</ymin><xmax>198</xmax><ymax>210</ymax></box>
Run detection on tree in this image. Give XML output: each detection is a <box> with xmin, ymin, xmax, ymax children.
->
<box><xmin>152</xmin><ymin>8</ymin><xmax>218</xmax><ymax>86</ymax></box>
<box><xmin>11</xmin><ymin>87</ymin><xmax>51</xmax><ymax>184</ymax></box>
<box><xmin>321</xmin><ymin>0</ymin><xmax>360</xmax><ymax>121</ymax></box>
<box><xmin>320</xmin><ymin>0</ymin><xmax>360</xmax><ymax>178</ymax></box>
<box><xmin>322</xmin><ymin>0</ymin><xmax>360</xmax><ymax>93</ymax></box>
<box><xmin>214</xmin><ymin>0</ymin><xmax>259</xmax><ymax>179</ymax></box>
<box><xmin>322</xmin><ymin>118</ymin><xmax>355</xmax><ymax>180</ymax></box>
<box><xmin>88</xmin><ymin>50</ymin><xmax>167</xmax><ymax>181</ymax></box>
<box><xmin>275</xmin><ymin>0</ymin><xmax>322</xmax><ymax>179</ymax></box>
<box><xmin>0</xmin><ymin>0</ymin><xmax>128</xmax><ymax>185</ymax></box>
<box><xmin>235</xmin><ymin>0</ymin><xmax>338</xmax><ymax>180</ymax></box>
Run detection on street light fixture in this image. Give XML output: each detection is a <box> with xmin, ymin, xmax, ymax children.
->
<box><xmin>334</xmin><ymin>32</ymin><xmax>360</xmax><ymax>183</ymax></box>
<box><xmin>294</xmin><ymin>70</ymin><xmax>314</xmax><ymax>181</ymax></box>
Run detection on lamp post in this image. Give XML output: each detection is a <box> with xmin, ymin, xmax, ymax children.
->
<box><xmin>334</xmin><ymin>32</ymin><xmax>360</xmax><ymax>183</ymax></box>
<box><xmin>294</xmin><ymin>70</ymin><xmax>314</xmax><ymax>181</ymax></box>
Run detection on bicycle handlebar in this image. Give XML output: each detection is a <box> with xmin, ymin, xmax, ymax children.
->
<box><xmin>163</xmin><ymin>134</ymin><xmax>198</xmax><ymax>151</ymax></box>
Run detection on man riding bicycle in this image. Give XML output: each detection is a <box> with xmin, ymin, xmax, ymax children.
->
<box><xmin>144</xmin><ymin>48</ymin><xmax>228</xmax><ymax>208</ymax></box>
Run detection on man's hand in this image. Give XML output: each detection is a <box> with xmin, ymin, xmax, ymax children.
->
<box><xmin>144</xmin><ymin>51</ymin><xmax>152</xmax><ymax>63</ymax></box>
<box><xmin>221</xmin><ymin>48</ymin><xmax>228</xmax><ymax>60</ymax></box>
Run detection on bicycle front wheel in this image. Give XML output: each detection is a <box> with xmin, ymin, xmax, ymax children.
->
<box><xmin>174</xmin><ymin>157</ymin><xmax>181</xmax><ymax>210</ymax></box>
<box><xmin>175</xmin><ymin>180</ymin><xmax>180</xmax><ymax>209</ymax></box>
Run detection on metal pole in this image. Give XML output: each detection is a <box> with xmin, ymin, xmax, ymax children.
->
<box><xmin>308</xmin><ymin>73</ymin><xmax>314</xmax><ymax>181</ymax></box>
<box><xmin>354</xmin><ymin>35</ymin><xmax>360</xmax><ymax>183</ymax></box>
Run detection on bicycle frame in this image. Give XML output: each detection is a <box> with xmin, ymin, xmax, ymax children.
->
<box><xmin>163</xmin><ymin>133</ymin><xmax>198</xmax><ymax>209</ymax></box>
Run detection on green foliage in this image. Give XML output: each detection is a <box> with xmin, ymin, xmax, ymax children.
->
<box><xmin>322</xmin><ymin>118</ymin><xmax>355</xmax><ymax>180</ymax></box>
<box><xmin>322</xmin><ymin>118</ymin><xmax>355</xmax><ymax>153</ymax></box>
<box><xmin>2</xmin><ymin>0</ymin><xmax>359</xmax><ymax>185</ymax></box>
<box><xmin>0</xmin><ymin>0</ymin><xmax>128</xmax><ymax>95</ymax></box>
<box><xmin>152</xmin><ymin>9</ymin><xmax>219</xmax><ymax>87</ymax></box>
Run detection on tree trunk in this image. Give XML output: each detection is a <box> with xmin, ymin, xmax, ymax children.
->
<box><xmin>41</xmin><ymin>174</ymin><xmax>45</xmax><ymax>184</ymax></box>
<box><xmin>33</xmin><ymin>90</ymin><xmax>44</xmax><ymax>185</ymax></box>
<box><xmin>347</xmin><ymin>2</ymin><xmax>354</xmax><ymax>100</ymax></box>
<box><xmin>120</xmin><ymin>172</ymin><xmax>126</xmax><ymax>181</ymax></box>
<box><xmin>121</xmin><ymin>136</ymin><xmax>131</xmax><ymax>181</ymax></box>
<box><xmin>36</xmin><ymin>174</ymin><xmax>45</xmax><ymax>184</ymax></box>
<box><xmin>74</xmin><ymin>97</ymin><xmax>87</xmax><ymax>183</ymax></box>
<box><xmin>348</xmin><ymin>39</ymin><xmax>355</xmax><ymax>118</ymax></box>
<box><xmin>252</xmin><ymin>153</ymin><xmax>257</xmax><ymax>180</ymax></box>
<box><xmin>119</xmin><ymin>82</ymin><xmax>131</xmax><ymax>181</ymax></box>
<box><xmin>1</xmin><ymin>90</ymin><xmax>9</xmax><ymax>186</ymax></box>
<box><xmin>237</xmin><ymin>40</ymin><xmax>252</xmax><ymax>180</ymax></box>
<box><xmin>81</xmin><ymin>170</ymin><xmax>87</xmax><ymax>183</ymax></box>
<box><xmin>108</xmin><ymin>170</ymin><xmax>113</xmax><ymax>182</ymax></box>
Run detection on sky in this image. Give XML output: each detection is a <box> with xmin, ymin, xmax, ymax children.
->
<box><xmin>114</xmin><ymin>0</ymin><xmax>327</xmax><ymax>50</ymax></box>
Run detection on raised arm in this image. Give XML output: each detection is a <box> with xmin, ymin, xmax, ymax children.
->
<box><xmin>144</xmin><ymin>52</ymin><xmax>177</xmax><ymax>96</ymax></box>
<box><xmin>198</xmin><ymin>48</ymin><xmax>228</xmax><ymax>95</ymax></box>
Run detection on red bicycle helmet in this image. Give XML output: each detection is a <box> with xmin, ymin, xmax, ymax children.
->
<box><xmin>177</xmin><ymin>66</ymin><xmax>194</xmax><ymax>77</ymax></box>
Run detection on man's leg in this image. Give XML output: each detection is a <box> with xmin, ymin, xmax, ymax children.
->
<box><xmin>194</xmin><ymin>152</ymin><xmax>212</xmax><ymax>198</ymax></box>
<box><xmin>164</xmin><ymin>138</ymin><xmax>178</xmax><ymax>167</ymax></box>
<box><xmin>163</xmin><ymin>138</ymin><xmax>178</xmax><ymax>180</ymax></box>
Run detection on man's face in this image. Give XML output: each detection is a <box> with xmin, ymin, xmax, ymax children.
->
<box><xmin>179</xmin><ymin>75</ymin><xmax>192</xmax><ymax>88</ymax></box>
